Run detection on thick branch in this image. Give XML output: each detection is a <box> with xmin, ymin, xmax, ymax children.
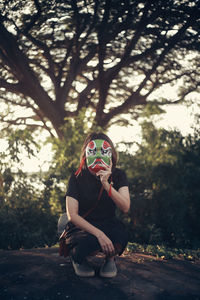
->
<box><xmin>59</xmin><ymin>44</ymin><xmax>97</xmax><ymax>108</ymax></box>
<box><xmin>100</xmin><ymin>93</ymin><xmax>147</xmax><ymax>127</ymax></box>
<box><xmin>0</xmin><ymin>79</ymin><xmax>25</xmax><ymax>95</ymax></box>
<box><xmin>77</xmin><ymin>76</ymin><xmax>99</xmax><ymax>111</ymax></box>
<box><xmin>0</xmin><ymin>21</ymin><xmax>65</xmax><ymax>138</ymax></box>
<box><xmin>96</xmin><ymin>0</ymin><xmax>111</xmax><ymax>118</ymax></box>
<box><xmin>0</xmin><ymin>116</ymin><xmax>54</xmax><ymax>137</ymax></box>
<box><xmin>22</xmin><ymin>33</ymin><xmax>59</xmax><ymax>91</ymax></box>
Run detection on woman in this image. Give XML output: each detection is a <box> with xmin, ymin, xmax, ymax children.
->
<box><xmin>65</xmin><ymin>132</ymin><xmax>130</xmax><ymax>278</ymax></box>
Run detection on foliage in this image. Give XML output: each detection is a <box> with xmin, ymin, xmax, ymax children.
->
<box><xmin>1</xmin><ymin>128</ymin><xmax>40</xmax><ymax>164</ymax></box>
<box><xmin>0</xmin><ymin>129</ymin><xmax>58</xmax><ymax>250</ymax></box>
<box><xmin>0</xmin><ymin>111</ymin><xmax>105</xmax><ymax>250</ymax></box>
<box><xmin>1</xmin><ymin>111</ymin><xmax>200</xmax><ymax>251</ymax></box>
<box><xmin>0</xmin><ymin>0</ymin><xmax>199</xmax><ymax>138</ymax></box>
<box><xmin>119</xmin><ymin>122</ymin><xmax>200</xmax><ymax>248</ymax></box>
<box><xmin>0</xmin><ymin>170</ymin><xmax>58</xmax><ymax>250</ymax></box>
<box><xmin>127</xmin><ymin>242</ymin><xmax>200</xmax><ymax>261</ymax></box>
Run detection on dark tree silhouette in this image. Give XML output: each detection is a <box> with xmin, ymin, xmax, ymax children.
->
<box><xmin>0</xmin><ymin>0</ymin><xmax>199</xmax><ymax>138</ymax></box>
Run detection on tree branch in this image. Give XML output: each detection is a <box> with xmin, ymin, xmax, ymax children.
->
<box><xmin>58</xmin><ymin>43</ymin><xmax>97</xmax><ymax>108</ymax></box>
<box><xmin>76</xmin><ymin>76</ymin><xmax>99</xmax><ymax>111</ymax></box>
<box><xmin>0</xmin><ymin>21</ymin><xmax>65</xmax><ymax>137</ymax></box>
<box><xmin>0</xmin><ymin>79</ymin><xmax>26</xmax><ymax>95</ymax></box>
<box><xmin>96</xmin><ymin>0</ymin><xmax>111</xmax><ymax>119</ymax></box>
<box><xmin>136</xmin><ymin>11</ymin><xmax>199</xmax><ymax>95</ymax></box>
<box><xmin>104</xmin><ymin>1</ymin><xmax>158</xmax><ymax>85</ymax></box>
<box><xmin>22</xmin><ymin>0</ymin><xmax>42</xmax><ymax>34</ymax></box>
<box><xmin>100</xmin><ymin>93</ymin><xmax>147</xmax><ymax>127</ymax></box>
<box><xmin>23</xmin><ymin>33</ymin><xmax>57</xmax><ymax>86</ymax></box>
<box><xmin>0</xmin><ymin>117</ymin><xmax>55</xmax><ymax>137</ymax></box>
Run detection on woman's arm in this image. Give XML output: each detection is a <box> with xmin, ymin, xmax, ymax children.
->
<box><xmin>96</xmin><ymin>164</ymin><xmax>130</xmax><ymax>213</ymax></box>
<box><xmin>66</xmin><ymin>196</ymin><xmax>115</xmax><ymax>255</ymax></box>
<box><xmin>103</xmin><ymin>184</ymin><xmax>130</xmax><ymax>213</ymax></box>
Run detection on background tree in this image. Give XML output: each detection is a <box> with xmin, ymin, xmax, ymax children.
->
<box><xmin>0</xmin><ymin>129</ymin><xmax>57</xmax><ymax>250</ymax></box>
<box><xmin>119</xmin><ymin>121</ymin><xmax>200</xmax><ymax>248</ymax></box>
<box><xmin>0</xmin><ymin>0</ymin><xmax>199</xmax><ymax>138</ymax></box>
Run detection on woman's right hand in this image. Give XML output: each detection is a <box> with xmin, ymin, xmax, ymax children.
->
<box><xmin>96</xmin><ymin>231</ymin><xmax>115</xmax><ymax>256</ymax></box>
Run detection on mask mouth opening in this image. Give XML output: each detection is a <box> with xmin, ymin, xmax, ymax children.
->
<box><xmin>90</xmin><ymin>165</ymin><xmax>105</xmax><ymax>173</ymax></box>
<box><xmin>91</xmin><ymin>159</ymin><xmax>109</xmax><ymax>168</ymax></box>
<box><xmin>93</xmin><ymin>159</ymin><xmax>103</xmax><ymax>166</ymax></box>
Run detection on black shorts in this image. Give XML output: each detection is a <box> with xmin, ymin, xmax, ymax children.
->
<box><xmin>65</xmin><ymin>217</ymin><xmax>129</xmax><ymax>264</ymax></box>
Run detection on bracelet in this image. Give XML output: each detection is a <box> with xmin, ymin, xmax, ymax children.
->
<box><xmin>108</xmin><ymin>183</ymin><xmax>112</xmax><ymax>197</ymax></box>
<box><xmin>108</xmin><ymin>177</ymin><xmax>113</xmax><ymax>197</ymax></box>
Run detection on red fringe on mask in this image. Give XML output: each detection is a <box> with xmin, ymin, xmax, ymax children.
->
<box><xmin>75</xmin><ymin>157</ymin><xmax>86</xmax><ymax>177</ymax></box>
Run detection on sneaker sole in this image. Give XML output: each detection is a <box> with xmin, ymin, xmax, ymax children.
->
<box><xmin>99</xmin><ymin>270</ymin><xmax>117</xmax><ymax>278</ymax></box>
<box><xmin>72</xmin><ymin>261</ymin><xmax>95</xmax><ymax>277</ymax></box>
<box><xmin>75</xmin><ymin>271</ymin><xmax>95</xmax><ymax>277</ymax></box>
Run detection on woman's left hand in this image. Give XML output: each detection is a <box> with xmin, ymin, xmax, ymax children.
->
<box><xmin>96</xmin><ymin>160</ymin><xmax>112</xmax><ymax>189</ymax></box>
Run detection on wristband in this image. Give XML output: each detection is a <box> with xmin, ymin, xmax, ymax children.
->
<box><xmin>108</xmin><ymin>177</ymin><xmax>113</xmax><ymax>197</ymax></box>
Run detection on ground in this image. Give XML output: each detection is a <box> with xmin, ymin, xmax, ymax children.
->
<box><xmin>0</xmin><ymin>247</ymin><xmax>200</xmax><ymax>300</ymax></box>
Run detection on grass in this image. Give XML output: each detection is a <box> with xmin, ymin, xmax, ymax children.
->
<box><xmin>53</xmin><ymin>241</ymin><xmax>200</xmax><ymax>261</ymax></box>
<box><xmin>126</xmin><ymin>242</ymin><xmax>200</xmax><ymax>261</ymax></box>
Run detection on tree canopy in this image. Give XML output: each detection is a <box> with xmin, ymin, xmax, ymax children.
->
<box><xmin>0</xmin><ymin>0</ymin><xmax>199</xmax><ymax>138</ymax></box>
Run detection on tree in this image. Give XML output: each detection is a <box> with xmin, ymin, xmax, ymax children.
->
<box><xmin>119</xmin><ymin>121</ymin><xmax>200</xmax><ymax>247</ymax></box>
<box><xmin>0</xmin><ymin>128</ymin><xmax>58</xmax><ymax>250</ymax></box>
<box><xmin>0</xmin><ymin>0</ymin><xmax>199</xmax><ymax>138</ymax></box>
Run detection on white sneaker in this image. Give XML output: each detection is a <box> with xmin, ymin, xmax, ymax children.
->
<box><xmin>99</xmin><ymin>258</ymin><xmax>117</xmax><ymax>278</ymax></box>
<box><xmin>71</xmin><ymin>259</ymin><xmax>95</xmax><ymax>277</ymax></box>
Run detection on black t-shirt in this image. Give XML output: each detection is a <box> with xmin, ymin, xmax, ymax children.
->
<box><xmin>65</xmin><ymin>168</ymin><xmax>129</xmax><ymax>221</ymax></box>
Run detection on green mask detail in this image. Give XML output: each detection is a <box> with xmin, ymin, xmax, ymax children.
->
<box><xmin>86</xmin><ymin>139</ymin><xmax>112</xmax><ymax>173</ymax></box>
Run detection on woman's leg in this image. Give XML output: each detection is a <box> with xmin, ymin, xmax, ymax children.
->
<box><xmin>96</xmin><ymin>218</ymin><xmax>129</xmax><ymax>256</ymax></box>
<box><xmin>97</xmin><ymin>218</ymin><xmax>129</xmax><ymax>278</ymax></box>
<box><xmin>70</xmin><ymin>232</ymin><xmax>101</xmax><ymax>264</ymax></box>
<box><xmin>68</xmin><ymin>218</ymin><xmax>129</xmax><ymax>277</ymax></box>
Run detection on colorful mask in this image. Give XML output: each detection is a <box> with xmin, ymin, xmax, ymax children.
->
<box><xmin>86</xmin><ymin>139</ymin><xmax>112</xmax><ymax>173</ymax></box>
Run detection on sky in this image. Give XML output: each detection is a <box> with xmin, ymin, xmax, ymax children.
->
<box><xmin>108</xmin><ymin>81</ymin><xmax>198</xmax><ymax>150</ymax></box>
<box><xmin>109</xmin><ymin>103</ymin><xmax>197</xmax><ymax>149</ymax></box>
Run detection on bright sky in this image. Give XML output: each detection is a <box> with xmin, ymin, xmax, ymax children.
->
<box><xmin>109</xmin><ymin>103</ymin><xmax>197</xmax><ymax>151</ymax></box>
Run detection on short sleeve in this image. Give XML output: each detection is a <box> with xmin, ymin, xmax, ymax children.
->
<box><xmin>65</xmin><ymin>173</ymin><xmax>80</xmax><ymax>201</ymax></box>
<box><xmin>113</xmin><ymin>169</ymin><xmax>129</xmax><ymax>191</ymax></box>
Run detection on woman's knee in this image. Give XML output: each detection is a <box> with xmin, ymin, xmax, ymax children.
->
<box><xmin>71</xmin><ymin>234</ymin><xmax>101</xmax><ymax>263</ymax></box>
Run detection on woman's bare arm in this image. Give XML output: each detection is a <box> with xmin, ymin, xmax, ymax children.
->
<box><xmin>96</xmin><ymin>164</ymin><xmax>130</xmax><ymax>213</ymax></box>
<box><xmin>104</xmin><ymin>185</ymin><xmax>130</xmax><ymax>213</ymax></box>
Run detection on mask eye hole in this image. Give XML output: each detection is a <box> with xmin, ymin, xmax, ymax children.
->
<box><xmin>87</xmin><ymin>148</ymin><xmax>96</xmax><ymax>156</ymax></box>
<box><xmin>101</xmin><ymin>148</ymin><xmax>112</xmax><ymax>157</ymax></box>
